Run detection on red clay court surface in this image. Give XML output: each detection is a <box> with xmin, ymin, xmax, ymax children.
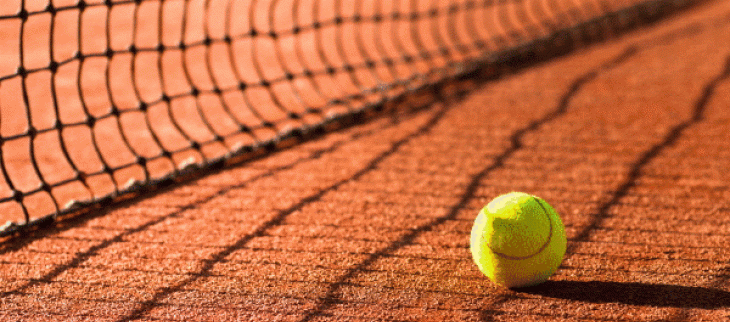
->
<box><xmin>2</xmin><ymin>0</ymin><xmax>730</xmax><ymax>321</ymax></box>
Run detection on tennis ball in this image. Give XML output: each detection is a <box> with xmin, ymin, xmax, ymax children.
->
<box><xmin>470</xmin><ymin>192</ymin><xmax>566</xmax><ymax>288</ymax></box>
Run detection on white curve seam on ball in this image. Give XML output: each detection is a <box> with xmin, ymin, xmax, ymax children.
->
<box><xmin>485</xmin><ymin>198</ymin><xmax>553</xmax><ymax>260</ymax></box>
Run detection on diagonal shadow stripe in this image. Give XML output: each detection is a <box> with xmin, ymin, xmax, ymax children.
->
<box><xmin>567</xmin><ymin>55</ymin><xmax>730</xmax><ymax>253</ymax></box>
<box><xmin>649</xmin><ymin>55</ymin><xmax>730</xmax><ymax>322</ymax></box>
<box><xmin>298</xmin><ymin>47</ymin><xmax>639</xmax><ymax>322</ymax></box>
<box><xmin>114</xmin><ymin>94</ymin><xmax>456</xmax><ymax>321</ymax></box>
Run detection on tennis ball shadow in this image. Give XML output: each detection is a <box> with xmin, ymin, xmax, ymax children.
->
<box><xmin>519</xmin><ymin>280</ymin><xmax>730</xmax><ymax>309</ymax></box>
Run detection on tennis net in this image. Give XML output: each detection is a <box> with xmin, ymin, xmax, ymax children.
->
<box><xmin>0</xmin><ymin>0</ymin><xmax>697</xmax><ymax>236</ymax></box>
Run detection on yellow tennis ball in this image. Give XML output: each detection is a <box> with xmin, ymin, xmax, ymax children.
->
<box><xmin>470</xmin><ymin>192</ymin><xmax>566</xmax><ymax>288</ymax></box>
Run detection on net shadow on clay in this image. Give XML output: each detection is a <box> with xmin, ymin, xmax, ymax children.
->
<box><xmin>0</xmin><ymin>0</ymin><xmax>707</xmax><ymax>238</ymax></box>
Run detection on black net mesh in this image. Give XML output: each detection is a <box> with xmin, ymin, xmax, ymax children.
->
<box><xmin>0</xmin><ymin>0</ymin><xmax>696</xmax><ymax>236</ymax></box>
